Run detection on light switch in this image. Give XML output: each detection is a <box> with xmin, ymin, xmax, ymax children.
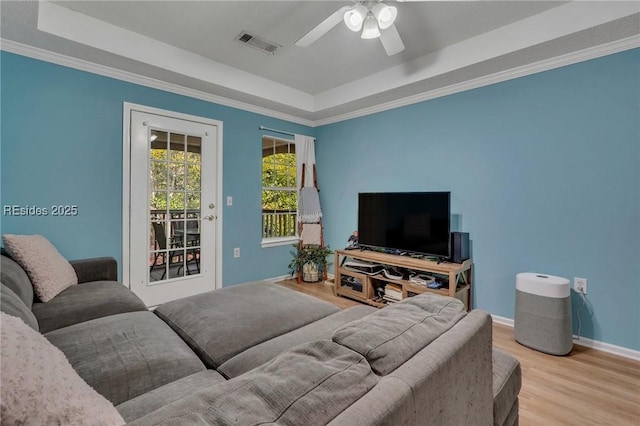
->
<box><xmin>227</xmin><ymin>196</ymin><xmax>233</xmax><ymax>206</ymax></box>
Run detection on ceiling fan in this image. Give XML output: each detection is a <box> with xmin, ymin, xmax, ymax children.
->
<box><xmin>295</xmin><ymin>1</ymin><xmax>406</xmax><ymax>56</ymax></box>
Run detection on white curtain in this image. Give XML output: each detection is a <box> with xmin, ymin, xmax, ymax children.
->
<box><xmin>294</xmin><ymin>134</ymin><xmax>316</xmax><ymax>188</ymax></box>
<box><xmin>294</xmin><ymin>134</ymin><xmax>322</xmax><ymax>223</ymax></box>
<box><xmin>295</xmin><ymin>135</ymin><xmax>316</xmax><ymax>187</ymax></box>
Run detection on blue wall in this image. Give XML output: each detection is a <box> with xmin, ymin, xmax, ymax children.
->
<box><xmin>315</xmin><ymin>49</ymin><xmax>639</xmax><ymax>351</ymax></box>
<box><xmin>0</xmin><ymin>51</ymin><xmax>313</xmax><ymax>285</ymax></box>
<box><xmin>2</xmin><ymin>48</ymin><xmax>638</xmax><ymax>351</ymax></box>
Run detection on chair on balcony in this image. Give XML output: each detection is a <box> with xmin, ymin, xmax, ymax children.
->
<box><xmin>183</xmin><ymin>219</ymin><xmax>200</xmax><ymax>275</ymax></box>
<box><xmin>172</xmin><ymin>219</ymin><xmax>201</xmax><ymax>275</ymax></box>
<box><xmin>150</xmin><ymin>222</ymin><xmax>199</xmax><ymax>279</ymax></box>
<box><xmin>150</xmin><ymin>222</ymin><xmax>179</xmax><ymax>280</ymax></box>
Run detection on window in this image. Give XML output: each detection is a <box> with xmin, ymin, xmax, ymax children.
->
<box><xmin>261</xmin><ymin>136</ymin><xmax>297</xmax><ymax>246</ymax></box>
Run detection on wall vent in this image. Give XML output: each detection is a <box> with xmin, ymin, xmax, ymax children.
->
<box><xmin>236</xmin><ymin>31</ymin><xmax>281</xmax><ymax>55</ymax></box>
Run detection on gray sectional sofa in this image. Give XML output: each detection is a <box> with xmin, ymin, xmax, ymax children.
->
<box><xmin>0</xmin><ymin>252</ymin><xmax>521</xmax><ymax>425</ymax></box>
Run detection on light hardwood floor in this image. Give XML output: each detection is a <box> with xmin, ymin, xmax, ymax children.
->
<box><xmin>276</xmin><ymin>279</ymin><xmax>640</xmax><ymax>426</ymax></box>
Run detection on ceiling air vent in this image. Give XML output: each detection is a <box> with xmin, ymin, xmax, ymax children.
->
<box><xmin>236</xmin><ymin>31</ymin><xmax>281</xmax><ymax>55</ymax></box>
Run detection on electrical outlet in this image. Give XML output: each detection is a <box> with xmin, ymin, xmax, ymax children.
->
<box><xmin>233</xmin><ymin>247</ymin><xmax>240</xmax><ymax>258</ymax></box>
<box><xmin>574</xmin><ymin>277</ymin><xmax>587</xmax><ymax>294</ymax></box>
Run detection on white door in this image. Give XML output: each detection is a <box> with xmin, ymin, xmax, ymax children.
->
<box><xmin>127</xmin><ymin>108</ymin><xmax>221</xmax><ymax>307</ymax></box>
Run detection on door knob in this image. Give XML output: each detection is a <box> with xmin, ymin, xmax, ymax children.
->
<box><xmin>203</xmin><ymin>215</ymin><xmax>215</xmax><ymax>221</ymax></box>
<box><xmin>209</xmin><ymin>203</ymin><xmax>215</xmax><ymax>209</ymax></box>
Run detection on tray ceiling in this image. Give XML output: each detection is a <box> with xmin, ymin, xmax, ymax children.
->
<box><xmin>2</xmin><ymin>1</ymin><xmax>639</xmax><ymax>124</ymax></box>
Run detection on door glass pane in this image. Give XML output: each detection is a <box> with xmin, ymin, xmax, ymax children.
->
<box><xmin>169</xmin><ymin>162</ymin><xmax>186</xmax><ymax>191</ymax></box>
<box><xmin>187</xmin><ymin>164</ymin><xmax>201</xmax><ymax>191</ymax></box>
<box><xmin>150</xmin><ymin>162</ymin><xmax>167</xmax><ymax>190</ymax></box>
<box><xmin>149</xmin><ymin>130</ymin><xmax>203</xmax><ymax>283</ymax></box>
<box><xmin>186</xmin><ymin>192</ymin><xmax>201</xmax><ymax>210</ymax></box>
<box><xmin>169</xmin><ymin>191</ymin><xmax>185</xmax><ymax>210</ymax></box>
<box><xmin>169</xmin><ymin>133</ymin><xmax>186</xmax><ymax>162</ymax></box>
<box><xmin>171</xmin><ymin>220</ymin><xmax>186</xmax><ymax>250</ymax></box>
<box><xmin>187</xmin><ymin>136</ymin><xmax>201</xmax><ymax>163</ymax></box>
<box><xmin>150</xmin><ymin>191</ymin><xmax>168</xmax><ymax>215</ymax></box>
<box><xmin>150</xmin><ymin>131</ymin><xmax>168</xmax><ymax>160</ymax></box>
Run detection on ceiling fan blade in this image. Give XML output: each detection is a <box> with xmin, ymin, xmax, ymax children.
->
<box><xmin>295</xmin><ymin>6</ymin><xmax>351</xmax><ymax>47</ymax></box>
<box><xmin>380</xmin><ymin>24</ymin><xmax>405</xmax><ymax>56</ymax></box>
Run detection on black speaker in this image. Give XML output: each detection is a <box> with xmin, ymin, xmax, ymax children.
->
<box><xmin>450</xmin><ymin>232</ymin><xmax>470</xmax><ymax>263</ymax></box>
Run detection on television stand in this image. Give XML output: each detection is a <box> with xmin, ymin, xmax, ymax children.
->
<box><xmin>333</xmin><ymin>249</ymin><xmax>473</xmax><ymax>311</ymax></box>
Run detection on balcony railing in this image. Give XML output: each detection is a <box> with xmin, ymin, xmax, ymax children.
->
<box><xmin>149</xmin><ymin>209</ymin><xmax>200</xmax><ymax>268</ymax></box>
<box><xmin>150</xmin><ymin>209</ymin><xmax>295</xmax><ymax>243</ymax></box>
<box><xmin>150</xmin><ymin>209</ymin><xmax>200</xmax><ymax>223</ymax></box>
<box><xmin>262</xmin><ymin>209</ymin><xmax>297</xmax><ymax>239</ymax></box>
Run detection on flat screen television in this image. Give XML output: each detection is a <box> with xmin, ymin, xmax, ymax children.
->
<box><xmin>358</xmin><ymin>192</ymin><xmax>451</xmax><ymax>258</ymax></box>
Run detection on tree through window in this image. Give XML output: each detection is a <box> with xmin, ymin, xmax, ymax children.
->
<box><xmin>262</xmin><ymin>136</ymin><xmax>297</xmax><ymax>242</ymax></box>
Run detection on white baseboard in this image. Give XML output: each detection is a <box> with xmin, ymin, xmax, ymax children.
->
<box><xmin>491</xmin><ymin>315</ymin><xmax>640</xmax><ymax>361</ymax></box>
<box><xmin>491</xmin><ymin>315</ymin><xmax>515</xmax><ymax>327</ymax></box>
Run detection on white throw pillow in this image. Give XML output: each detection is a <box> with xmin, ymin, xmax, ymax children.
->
<box><xmin>2</xmin><ymin>234</ymin><xmax>78</xmax><ymax>302</ymax></box>
<box><xmin>0</xmin><ymin>312</ymin><xmax>125</xmax><ymax>425</ymax></box>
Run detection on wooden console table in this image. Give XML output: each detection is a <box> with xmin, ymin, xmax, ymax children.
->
<box><xmin>333</xmin><ymin>249</ymin><xmax>473</xmax><ymax>311</ymax></box>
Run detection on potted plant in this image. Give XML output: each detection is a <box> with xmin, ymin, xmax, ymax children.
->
<box><xmin>288</xmin><ymin>245</ymin><xmax>333</xmax><ymax>282</ymax></box>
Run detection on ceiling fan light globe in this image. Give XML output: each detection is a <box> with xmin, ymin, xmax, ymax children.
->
<box><xmin>348</xmin><ymin>13</ymin><xmax>362</xmax><ymax>28</ymax></box>
<box><xmin>372</xmin><ymin>3</ymin><xmax>397</xmax><ymax>30</ymax></box>
<box><xmin>343</xmin><ymin>5</ymin><xmax>366</xmax><ymax>32</ymax></box>
<box><xmin>361</xmin><ymin>13</ymin><xmax>381</xmax><ymax>39</ymax></box>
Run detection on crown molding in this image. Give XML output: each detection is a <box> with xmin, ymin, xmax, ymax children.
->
<box><xmin>313</xmin><ymin>1</ymin><xmax>640</xmax><ymax>112</ymax></box>
<box><xmin>36</xmin><ymin>1</ymin><xmax>314</xmax><ymax>112</ymax></box>
<box><xmin>2</xmin><ymin>34</ymin><xmax>638</xmax><ymax>129</ymax></box>
<box><xmin>313</xmin><ymin>35</ymin><xmax>640</xmax><ymax>126</ymax></box>
<box><xmin>0</xmin><ymin>39</ymin><xmax>315</xmax><ymax>127</ymax></box>
<box><xmin>26</xmin><ymin>0</ymin><xmax>640</xmax><ymax>120</ymax></box>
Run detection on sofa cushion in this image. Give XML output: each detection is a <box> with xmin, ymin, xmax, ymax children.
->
<box><xmin>332</xmin><ymin>293</ymin><xmax>466</xmax><ymax>375</ymax></box>
<box><xmin>154</xmin><ymin>281</ymin><xmax>340</xmax><ymax>368</ymax></box>
<box><xmin>1</xmin><ymin>254</ymin><xmax>34</xmax><ymax>308</ymax></box>
<box><xmin>32</xmin><ymin>280</ymin><xmax>148</xmax><ymax>333</ymax></box>
<box><xmin>219</xmin><ymin>304</ymin><xmax>377</xmax><ymax>378</ymax></box>
<box><xmin>330</xmin><ymin>311</ymin><xmax>495</xmax><ymax>426</ymax></box>
<box><xmin>384</xmin><ymin>310</ymin><xmax>494</xmax><ymax>425</ymax></box>
<box><xmin>116</xmin><ymin>370</ymin><xmax>226</xmax><ymax>423</ymax></box>
<box><xmin>2</xmin><ymin>234</ymin><xmax>77</xmax><ymax>302</ymax></box>
<box><xmin>44</xmin><ymin>311</ymin><xmax>206</xmax><ymax>405</ymax></box>
<box><xmin>0</xmin><ymin>312</ymin><xmax>124</xmax><ymax>426</ymax></box>
<box><xmin>70</xmin><ymin>257</ymin><xmax>118</xmax><ymax>283</ymax></box>
<box><xmin>0</xmin><ymin>283</ymin><xmax>39</xmax><ymax>331</ymax></box>
<box><xmin>128</xmin><ymin>340</ymin><xmax>378</xmax><ymax>426</ymax></box>
<box><xmin>493</xmin><ymin>348</ymin><xmax>522</xmax><ymax>426</ymax></box>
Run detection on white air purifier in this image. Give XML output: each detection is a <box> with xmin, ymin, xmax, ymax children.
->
<box><xmin>514</xmin><ymin>272</ymin><xmax>573</xmax><ymax>356</ymax></box>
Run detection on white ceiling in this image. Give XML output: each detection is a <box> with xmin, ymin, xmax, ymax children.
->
<box><xmin>2</xmin><ymin>1</ymin><xmax>639</xmax><ymax>125</ymax></box>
